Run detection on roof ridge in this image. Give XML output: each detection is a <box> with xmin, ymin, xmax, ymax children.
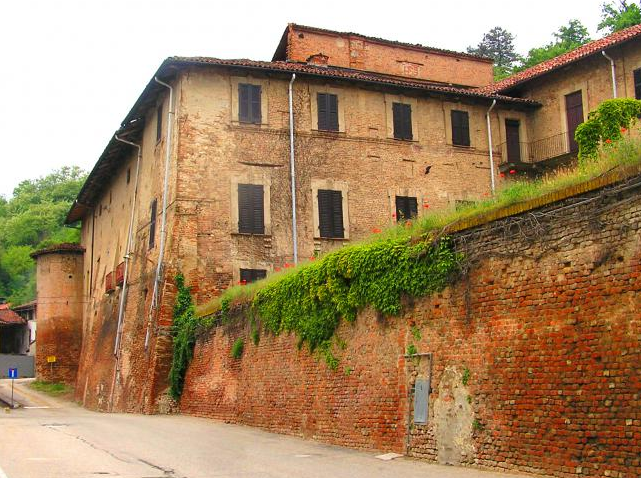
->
<box><xmin>481</xmin><ymin>23</ymin><xmax>641</xmax><ymax>94</ymax></box>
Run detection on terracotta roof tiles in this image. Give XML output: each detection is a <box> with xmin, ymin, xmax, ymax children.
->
<box><xmin>0</xmin><ymin>308</ymin><xmax>26</xmax><ymax>326</ymax></box>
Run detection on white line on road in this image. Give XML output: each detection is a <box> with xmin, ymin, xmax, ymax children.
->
<box><xmin>0</xmin><ymin>463</ymin><xmax>10</xmax><ymax>478</ymax></box>
<box><xmin>23</xmin><ymin>406</ymin><xmax>50</xmax><ymax>409</ymax></box>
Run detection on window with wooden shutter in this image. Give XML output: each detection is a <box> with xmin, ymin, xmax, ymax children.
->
<box><xmin>392</xmin><ymin>102</ymin><xmax>413</xmax><ymax>140</ymax></box>
<box><xmin>395</xmin><ymin>196</ymin><xmax>418</xmax><ymax>222</ymax></box>
<box><xmin>318</xmin><ymin>189</ymin><xmax>344</xmax><ymax>238</ymax></box>
<box><xmin>239</xmin><ymin>268</ymin><xmax>267</xmax><ymax>284</ymax></box>
<box><xmin>156</xmin><ymin>104</ymin><xmax>163</xmax><ymax>142</ymax></box>
<box><xmin>238</xmin><ymin>83</ymin><xmax>262</xmax><ymax>124</ymax></box>
<box><xmin>317</xmin><ymin>93</ymin><xmax>339</xmax><ymax>131</ymax></box>
<box><xmin>149</xmin><ymin>199</ymin><xmax>157</xmax><ymax>249</ymax></box>
<box><xmin>451</xmin><ymin>110</ymin><xmax>470</xmax><ymax>146</ymax></box>
<box><xmin>238</xmin><ymin>184</ymin><xmax>265</xmax><ymax>234</ymax></box>
<box><xmin>634</xmin><ymin>69</ymin><xmax>641</xmax><ymax>100</ymax></box>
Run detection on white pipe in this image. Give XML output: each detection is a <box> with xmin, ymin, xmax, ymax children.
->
<box><xmin>112</xmin><ymin>134</ymin><xmax>141</xmax><ymax>357</ymax></box>
<box><xmin>486</xmin><ymin>99</ymin><xmax>497</xmax><ymax>194</ymax></box>
<box><xmin>288</xmin><ymin>74</ymin><xmax>298</xmax><ymax>265</ymax></box>
<box><xmin>145</xmin><ymin>77</ymin><xmax>175</xmax><ymax>350</ymax></box>
<box><xmin>602</xmin><ymin>51</ymin><xmax>617</xmax><ymax>98</ymax></box>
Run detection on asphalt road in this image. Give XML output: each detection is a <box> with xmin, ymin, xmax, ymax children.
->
<box><xmin>0</xmin><ymin>379</ymin><xmax>530</xmax><ymax>478</ymax></box>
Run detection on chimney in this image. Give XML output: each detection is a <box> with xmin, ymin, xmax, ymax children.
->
<box><xmin>307</xmin><ymin>53</ymin><xmax>329</xmax><ymax>67</ymax></box>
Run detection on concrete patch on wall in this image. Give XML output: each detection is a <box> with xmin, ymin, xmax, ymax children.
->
<box><xmin>432</xmin><ymin>366</ymin><xmax>475</xmax><ymax>465</ymax></box>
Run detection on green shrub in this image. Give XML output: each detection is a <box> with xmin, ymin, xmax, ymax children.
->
<box><xmin>231</xmin><ymin>338</ymin><xmax>244</xmax><ymax>359</ymax></box>
<box><xmin>168</xmin><ymin>274</ymin><xmax>198</xmax><ymax>400</ymax></box>
<box><xmin>575</xmin><ymin>98</ymin><xmax>641</xmax><ymax>162</ymax></box>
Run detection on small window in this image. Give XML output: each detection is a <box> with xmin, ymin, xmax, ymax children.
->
<box><xmin>238</xmin><ymin>84</ymin><xmax>262</xmax><ymax>124</ymax></box>
<box><xmin>318</xmin><ymin>189</ymin><xmax>344</xmax><ymax>238</ymax></box>
<box><xmin>393</xmin><ymin>102</ymin><xmax>413</xmax><ymax>140</ymax></box>
<box><xmin>149</xmin><ymin>199</ymin><xmax>157</xmax><ymax>249</ymax></box>
<box><xmin>451</xmin><ymin>110</ymin><xmax>470</xmax><ymax>146</ymax></box>
<box><xmin>126</xmin><ymin>168</ymin><xmax>131</xmax><ymax>184</ymax></box>
<box><xmin>240</xmin><ymin>268</ymin><xmax>267</xmax><ymax>284</ymax></box>
<box><xmin>156</xmin><ymin>104</ymin><xmax>163</xmax><ymax>142</ymax></box>
<box><xmin>238</xmin><ymin>184</ymin><xmax>265</xmax><ymax>234</ymax></box>
<box><xmin>317</xmin><ymin>93</ymin><xmax>339</xmax><ymax>131</ymax></box>
<box><xmin>395</xmin><ymin>196</ymin><xmax>418</xmax><ymax>222</ymax></box>
<box><xmin>634</xmin><ymin>68</ymin><xmax>641</xmax><ymax>100</ymax></box>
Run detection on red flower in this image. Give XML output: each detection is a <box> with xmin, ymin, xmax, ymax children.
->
<box><xmin>605</xmin><ymin>138</ymin><xmax>612</xmax><ymax>144</ymax></box>
<box><xmin>405</xmin><ymin>221</ymin><xmax>412</xmax><ymax>227</ymax></box>
<box><xmin>275</xmin><ymin>267</ymin><xmax>281</xmax><ymax>272</ymax></box>
<box><xmin>621</xmin><ymin>127</ymin><xmax>627</xmax><ymax>133</ymax></box>
<box><xmin>500</xmin><ymin>172</ymin><xmax>505</xmax><ymax>178</ymax></box>
<box><xmin>509</xmin><ymin>169</ymin><xmax>516</xmax><ymax>174</ymax></box>
<box><xmin>310</xmin><ymin>256</ymin><xmax>316</xmax><ymax>261</ymax></box>
<box><xmin>391</xmin><ymin>213</ymin><xmax>396</xmax><ymax>217</ymax></box>
<box><xmin>423</xmin><ymin>204</ymin><xmax>430</xmax><ymax>209</ymax></box>
<box><xmin>240</xmin><ymin>280</ymin><xmax>247</xmax><ymax>285</ymax></box>
<box><xmin>284</xmin><ymin>263</ymin><xmax>290</xmax><ymax>268</ymax></box>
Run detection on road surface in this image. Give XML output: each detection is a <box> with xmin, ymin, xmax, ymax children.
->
<box><xmin>0</xmin><ymin>379</ymin><xmax>531</xmax><ymax>478</ymax></box>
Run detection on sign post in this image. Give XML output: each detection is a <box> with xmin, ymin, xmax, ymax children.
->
<box><xmin>8</xmin><ymin>368</ymin><xmax>18</xmax><ymax>408</ymax></box>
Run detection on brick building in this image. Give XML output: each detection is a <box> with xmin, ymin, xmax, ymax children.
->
<box><xmin>52</xmin><ymin>23</ymin><xmax>641</xmax><ymax>414</ymax></box>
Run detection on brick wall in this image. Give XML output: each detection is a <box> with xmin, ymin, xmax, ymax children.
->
<box><xmin>180</xmin><ymin>174</ymin><xmax>641</xmax><ymax>478</ymax></box>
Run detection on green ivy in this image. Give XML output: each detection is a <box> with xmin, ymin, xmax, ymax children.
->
<box><xmin>231</xmin><ymin>338</ymin><xmax>244</xmax><ymax>359</ymax></box>
<box><xmin>168</xmin><ymin>273</ymin><xmax>198</xmax><ymax>400</ymax></box>
<box><xmin>168</xmin><ymin>235</ymin><xmax>460</xmax><ymax>398</ymax></box>
<box><xmin>575</xmin><ymin>98</ymin><xmax>641</xmax><ymax>162</ymax></box>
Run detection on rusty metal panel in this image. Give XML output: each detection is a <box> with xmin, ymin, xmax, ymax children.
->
<box><xmin>414</xmin><ymin>378</ymin><xmax>430</xmax><ymax>424</ymax></box>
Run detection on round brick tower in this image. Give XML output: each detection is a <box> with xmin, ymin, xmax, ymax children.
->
<box><xmin>31</xmin><ymin>243</ymin><xmax>85</xmax><ymax>385</ymax></box>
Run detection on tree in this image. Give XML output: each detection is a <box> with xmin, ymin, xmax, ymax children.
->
<box><xmin>0</xmin><ymin>167</ymin><xmax>86</xmax><ymax>304</ymax></box>
<box><xmin>598</xmin><ymin>1</ymin><xmax>641</xmax><ymax>33</ymax></box>
<box><xmin>467</xmin><ymin>27</ymin><xmax>520</xmax><ymax>80</ymax></box>
<box><xmin>518</xmin><ymin>20</ymin><xmax>592</xmax><ymax>71</ymax></box>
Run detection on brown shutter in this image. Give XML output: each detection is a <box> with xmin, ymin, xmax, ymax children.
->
<box><xmin>149</xmin><ymin>199</ymin><xmax>157</xmax><ymax>249</ymax></box>
<box><xmin>317</xmin><ymin>93</ymin><xmax>328</xmax><ymax>131</ymax></box>
<box><xmin>251</xmin><ymin>184</ymin><xmax>265</xmax><ymax>234</ymax></box>
<box><xmin>635</xmin><ymin>69</ymin><xmax>641</xmax><ymax>100</ymax></box>
<box><xmin>393</xmin><ymin>103</ymin><xmax>403</xmax><ymax>139</ymax></box>
<box><xmin>156</xmin><ymin>105</ymin><xmax>163</xmax><ymax>142</ymax></box>
<box><xmin>238</xmin><ymin>84</ymin><xmax>249</xmax><ymax>122</ymax></box>
<box><xmin>330</xmin><ymin>190</ymin><xmax>344</xmax><ymax>238</ymax></box>
<box><xmin>403</xmin><ymin>104</ymin><xmax>413</xmax><ymax>140</ymax></box>
<box><xmin>318</xmin><ymin>189</ymin><xmax>334</xmax><ymax>238</ymax></box>
<box><xmin>238</xmin><ymin>184</ymin><xmax>264</xmax><ymax>234</ymax></box>
<box><xmin>250</xmin><ymin>85</ymin><xmax>262</xmax><ymax>124</ymax></box>
<box><xmin>565</xmin><ymin>91</ymin><xmax>584</xmax><ymax>154</ymax></box>
<box><xmin>451</xmin><ymin>110</ymin><xmax>470</xmax><ymax>146</ymax></box>
<box><xmin>328</xmin><ymin>94</ymin><xmax>339</xmax><ymax>131</ymax></box>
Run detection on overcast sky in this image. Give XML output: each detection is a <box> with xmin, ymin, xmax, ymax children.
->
<box><xmin>1</xmin><ymin>0</ymin><xmax>607</xmax><ymax>197</ymax></box>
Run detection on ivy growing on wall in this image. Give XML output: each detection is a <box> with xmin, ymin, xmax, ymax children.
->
<box><xmin>168</xmin><ymin>235</ymin><xmax>460</xmax><ymax>398</ymax></box>
<box><xmin>168</xmin><ymin>273</ymin><xmax>198</xmax><ymax>400</ymax></box>
<box><xmin>575</xmin><ymin>98</ymin><xmax>641</xmax><ymax>162</ymax></box>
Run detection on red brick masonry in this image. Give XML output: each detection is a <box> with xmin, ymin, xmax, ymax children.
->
<box><xmin>181</xmin><ymin>174</ymin><xmax>641</xmax><ymax>478</ymax></box>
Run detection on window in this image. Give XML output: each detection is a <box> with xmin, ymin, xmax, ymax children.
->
<box><xmin>317</xmin><ymin>93</ymin><xmax>339</xmax><ymax>131</ymax></box>
<box><xmin>126</xmin><ymin>168</ymin><xmax>131</xmax><ymax>184</ymax></box>
<box><xmin>238</xmin><ymin>184</ymin><xmax>264</xmax><ymax>234</ymax></box>
<box><xmin>634</xmin><ymin>68</ymin><xmax>641</xmax><ymax>100</ymax></box>
<box><xmin>392</xmin><ymin>102</ymin><xmax>413</xmax><ymax>140</ymax></box>
<box><xmin>149</xmin><ymin>199</ymin><xmax>157</xmax><ymax>249</ymax></box>
<box><xmin>240</xmin><ymin>268</ymin><xmax>267</xmax><ymax>284</ymax></box>
<box><xmin>318</xmin><ymin>189</ymin><xmax>344</xmax><ymax>238</ymax></box>
<box><xmin>156</xmin><ymin>104</ymin><xmax>163</xmax><ymax>142</ymax></box>
<box><xmin>238</xmin><ymin>83</ymin><xmax>262</xmax><ymax>124</ymax></box>
<box><xmin>451</xmin><ymin>110</ymin><xmax>470</xmax><ymax>146</ymax></box>
<box><xmin>395</xmin><ymin>196</ymin><xmax>418</xmax><ymax>222</ymax></box>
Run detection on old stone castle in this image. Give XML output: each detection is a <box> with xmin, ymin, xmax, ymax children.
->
<box><xmin>31</xmin><ymin>23</ymin><xmax>641</xmax><ymax>478</ymax></box>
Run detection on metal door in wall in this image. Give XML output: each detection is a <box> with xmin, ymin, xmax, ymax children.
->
<box><xmin>565</xmin><ymin>90</ymin><xmax>584</xmax><ymax>153</ymax></box>
<box><xmin>505</xmin><ymin>119</ymin><xmax>521</xmax><ymax>163</ymax></box>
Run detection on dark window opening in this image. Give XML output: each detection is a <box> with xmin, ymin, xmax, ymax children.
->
<box><xmin>238</xmin><ymin>83</ymin><xmax>262</xmax><ymax>124</ymax></box>
<box><xmin>451</xmin><ymin>110</ymin><xmax>470</xmax><ymax>146</ymax></box>
<box><xmin>149</xmin><ymin>199</ymin><xmax>157</xmax><ymax>249</ymax></box>
<box><xmin>240</xmin><ymin>268</ymin><xmax>267</xmax><ymax>284</ymax></box>
<box><xmin>565</xmin><ymin>91</ymin><xmax>584</xmax><ymax>154</ymax></box>
<box><xmin>156</xmin><ymin>104</ymin><xmax>163</xmax><ymax>142</ymax></box>
<box><xmin>318</xmin><ymin>189</ymin><xmax>344</xmax><ymax>238</ymax></box>
<box><xmin>393</xmin><ymin>102</ymin><xmax>413</xmax><ymax>140</ymax></box>
<box><xmin>126</xmin><ymin>168</ymin><xmax>131</xmax><ymax>184</ymax></box>
<box><xmin>317</xmin><ymin>93</ymin><xmax>339</xmax><ymax>131</ymax></box>
<box><xmin>395</xmin><ymin>196</ymin><xmax>418</xmax><ymax>222</ymax></box>
<box><xmin>505</xmin><ymin>119</ymin><xmax>522</xmax><ymax>163</ymax></box>
<box><xmin>238</xmin><ymin>184</ymin><xmax>265</xmax><ymax>234</ymax></box>
<box><xmin>634</xmin><ymin>68</ymin><xmax>641</xmax><ymax>100</ymax></box>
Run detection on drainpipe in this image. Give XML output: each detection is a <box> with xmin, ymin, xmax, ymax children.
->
<box><xmin>145</xmin><ymin>77</ymin><xmax>175</xmax><ymax>350</ymax></box>
<box><xmin>602</xmin><ymin>51</ymin><xmax>617</xmax><ymax>98</ymax></box>
<box><xmin>486</xmin><ymin>99</ymin><xmax>497</xmax><ymax>194</ymax></box>
<box><xmin>112</xmin><ymin>135</ymin><xmax>142</xmax><ymax>357</ymax></box>
<box><xmin>288</xmin><ymin>74</ymin><xmax>298</xmax><ymax>265</ymax></box>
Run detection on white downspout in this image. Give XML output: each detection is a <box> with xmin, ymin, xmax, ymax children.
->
<box><xmin>113</xmin><ymin>135</ymin><xmax>142</xmax><ymax>356</ymax></box>
<box><xmin>145</xmin><ymin>77</ymin><xmax>175</xmax><ymax>350</ymax></box>
<box><xmin>486</xmin><ymin>99</ymin><xmax>497</xmax><ymax>194</ymax></box>
<box><xmin>288</xmin><ymin>74</ymin><xmax>298</xmax><ymax>265</ymax></box>
<box><xmin>602</xmin><ymin>51</ymin><xmax>618</xmax><ymax>98</ymax></box>
<box><xmin>109</xmin><ymin>134</ymin><xmax>141</xmax><ymax>411</ymax></box>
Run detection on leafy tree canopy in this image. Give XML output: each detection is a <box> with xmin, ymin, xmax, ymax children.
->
<box><xmin>517</xmin><ymin>20</ymin><xmax>592</xmax><ymax>71</ymax></box>
<box><xmin>598</xmin><ymin>1</ymin><xmax>641</xmax><ymax>33</ymax></box>
<box><xmin>467</xmin><ymin>26</ymin><xmax>520</xmax><ymax>80</ymax></box>
<box><xmin>0</xmin><ymin>166</ymin><xmax>86</xmax><ymax>304</ymax></box>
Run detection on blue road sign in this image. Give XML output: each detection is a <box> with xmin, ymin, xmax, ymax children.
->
<box><xmin>8</xmin><ymin>368</ymin><xmax>17</xmax><ymax>379</ymax></box>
